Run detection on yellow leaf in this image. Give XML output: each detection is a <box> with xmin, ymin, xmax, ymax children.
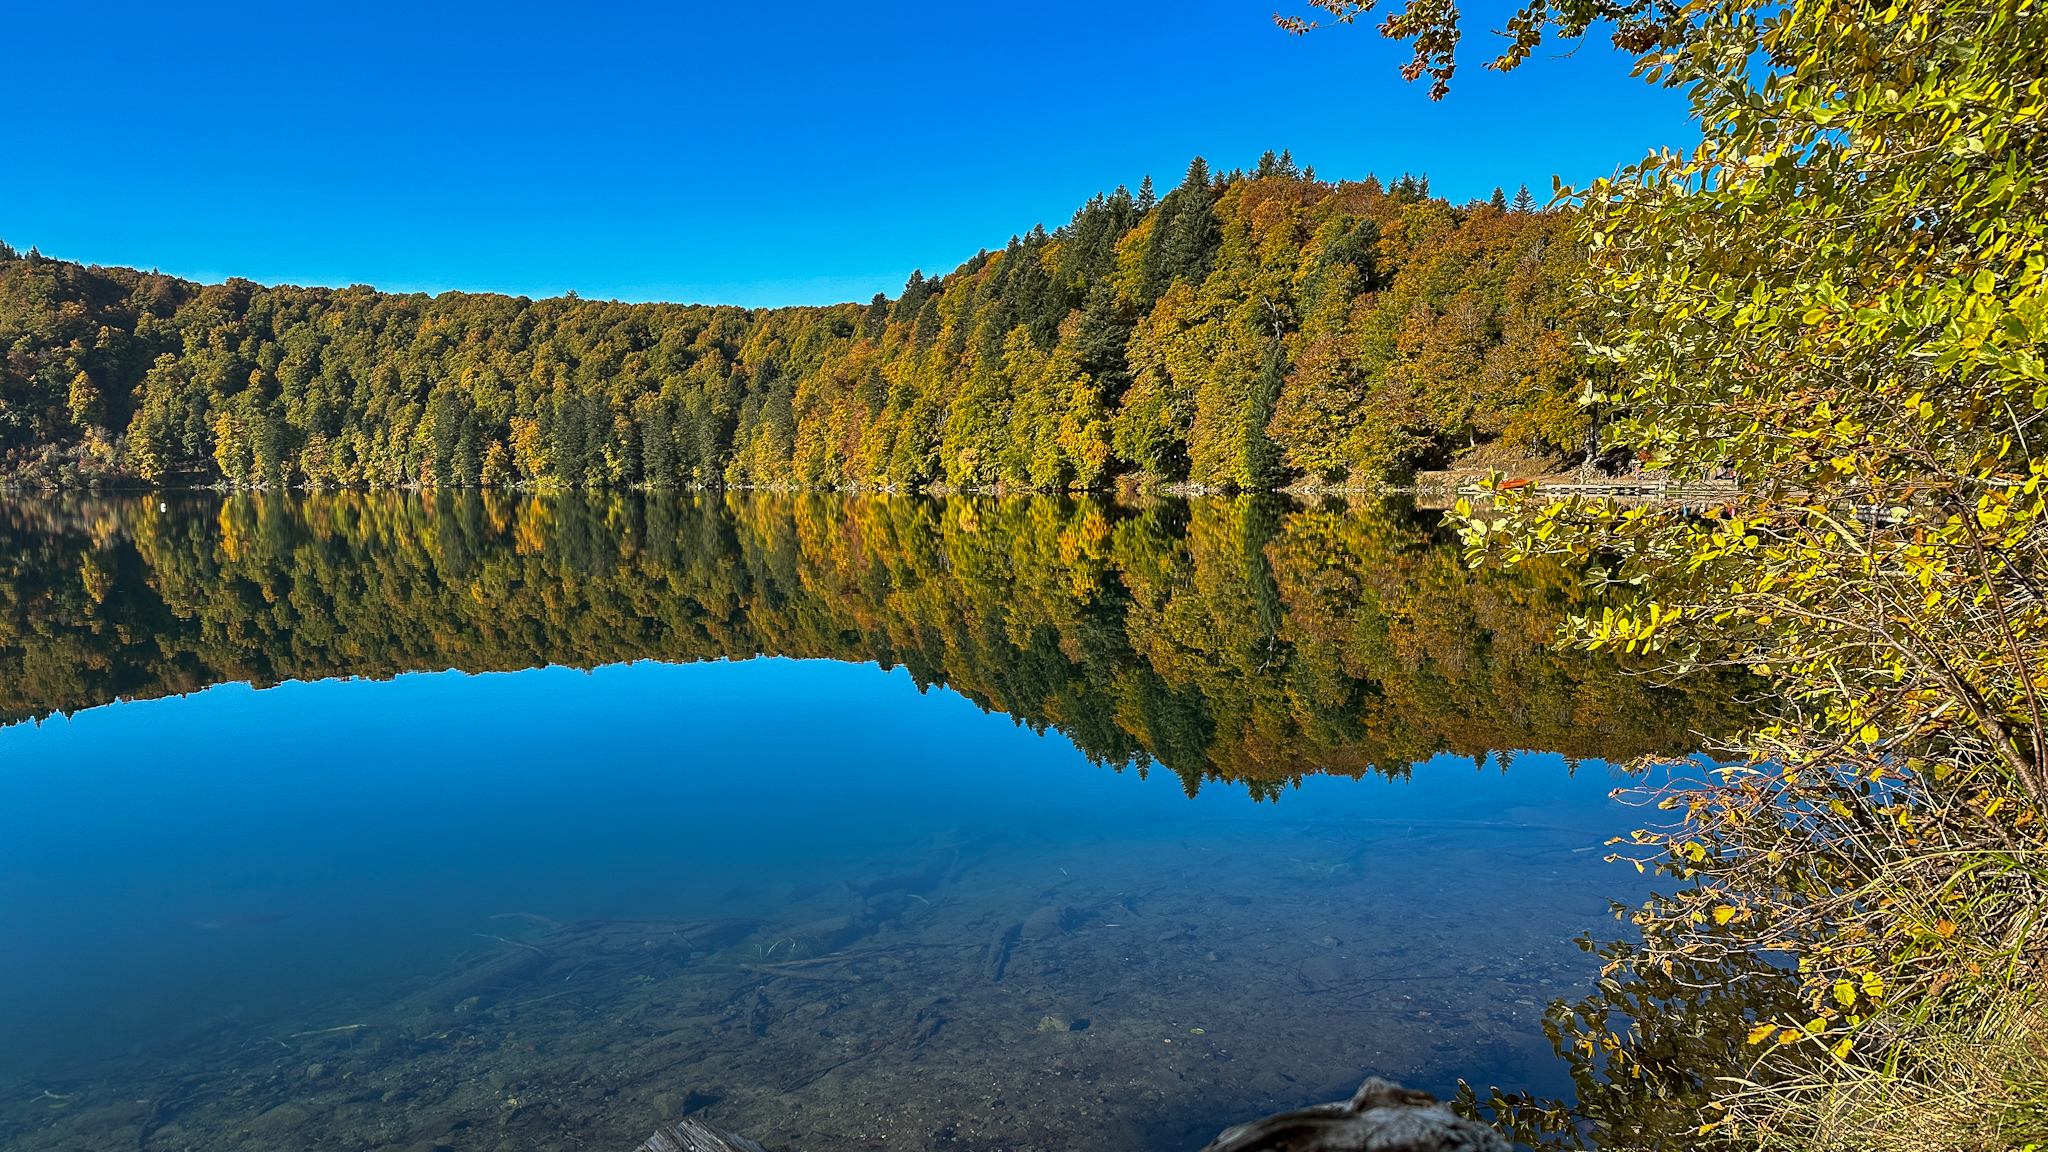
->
<box><xmin>1833</xmin><ymin>980</ymin><xmax>1857</xmax><ymax>1008</ymax></box>
<box><xmin>1746</xmin><ymin>1023</ymin><xmax>1777</xmax><ymax>1045</ymax></box>
<box><xmin>1713</xmin><ymin>905</ymin><xmax>1738</xmax><ymax>925</ymax></box>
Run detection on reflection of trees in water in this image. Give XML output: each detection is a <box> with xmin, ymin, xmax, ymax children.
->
<box><xmin>0</xmin><ymin>491</ymin><xmax>1750</xmax><ymax>793</ymax></box>
<box><xmin>1464</xmin><ymin>938</ymin><xmax>1807</xmax><ymax>1150</ymax></box>
<box><xmin>0</xmin><ymin>490</ymin><xmax>1794</xmax><ymax>1138</ymax></box>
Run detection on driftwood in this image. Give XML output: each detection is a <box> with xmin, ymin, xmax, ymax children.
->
<box><xmin>1196</xmin><ymin>1077</ymin><xmax>1511</xmax><ymax>1152</ymax></box>
<box><xmin>981</xmin><ymin>921</ymin><xmax>1020</xmax><ymax>981</ymax></box>
<box><xmin>634</xmin><ymin>1116</ymin><xmax>767</xmax><ymax>1152</ymax></box>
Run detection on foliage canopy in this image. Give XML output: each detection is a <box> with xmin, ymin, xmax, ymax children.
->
<box><xmin>1443</xmin><ymin>0</ymin><xmax>2048</xmax><ymax>1144</ymax></box>
<box><xmin>1</xmin><ymin>171</ymin><xmax>1587</xmax><ymax>493</ymax></box>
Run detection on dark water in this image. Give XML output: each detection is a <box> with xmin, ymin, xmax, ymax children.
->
<box><xmin>0</xmin><ymin>493</ymin><xmax>1743</xmax><ymax>1152</ymax></box>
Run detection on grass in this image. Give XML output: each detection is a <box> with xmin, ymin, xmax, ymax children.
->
<box><xmin>1732</xmin><ymin>1003</ymin><xmax>2048</xmax><ymax>1152</ymax></box>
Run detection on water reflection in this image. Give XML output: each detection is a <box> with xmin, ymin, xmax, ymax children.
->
<box><xmin>1471</xmin><ymin>939</ymin><xmax>1806</xmax><ymax>1150</ymax></box>
<box><xmin>0</xmin><ymin>492</ymin><xmax>1756</xmax><ymax>1152</ymax></box>
<box><xmin>0</xmin><ymin>491</ymin><xmax>1742</xmax><ymax>790</ymax></box>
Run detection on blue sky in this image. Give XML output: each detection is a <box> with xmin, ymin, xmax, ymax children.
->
<box><xmin>0</xmin><ymin>0</ymin><xmax>1688</xmax><ymax>307</ymax></box>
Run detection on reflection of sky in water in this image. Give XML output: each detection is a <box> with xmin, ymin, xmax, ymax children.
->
<box><xmin>1</xmin><ymin>657</ymin><xmax>1654</xmax><ymax>1149</ymax></box>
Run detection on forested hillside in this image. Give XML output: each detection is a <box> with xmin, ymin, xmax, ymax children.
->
<box><xmin>0</xmin><ymin>156</ymin><xmax>1584</xmax><ymax>491</ymax></box>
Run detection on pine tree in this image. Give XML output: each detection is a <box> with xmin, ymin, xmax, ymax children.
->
<box><xmin>1489</xmin><ymin>186</ymin><xmax>1508</xmax><ymax>210</ymax></box>
<box><xmin>1137</xmin><ymin>175</ymin><xmax>1155</xmax><ymax>212</ymax></box>
<box><xmin>892</xmin><ymin>270</ymin><xmax>929</xmax><ymax>324</ymax></box>
<box><xmin>555</xmin><ymin>392</ymin><xmax>587</xmax><ymax>486</ymax></box>
<box><xmin>1256</xmin><ymin>149</ymin><xmax>1281</xmax><ymax>179</ymax></box>
<box><xmin>1244</xmin><ymin>338</ymin><xmax>1288</xmax><ymax>490</ymax></box>
<box><xmin>1511</xmin><ymin>184</ymin><xmax>1535</xmax><ymax>213</ymax></box>
<box><xmin>456</xmin><ymin>410</ymin><xmax>481</xmax><ymax>485</ymax></box>
<box><xmin>1315</xmin><ymin>218</ymin><xmax>1382</xmax><ymax>290</ymax></box>
<box><xmin>642</xmin><ymin>401</ymin><xmax>673</xmax><ymax>487</ymax></box>
<box><xmin>1075</xmin><ymin>281</ymin><xmax>1134</xmax><ymax>401</ymax></box>
<box><xmin>1061</xmin><ymin>188</ymin><xmax>1139</xmax><ymax>286</ymax></box>
<box><xmin>1003</xmin><ymin>245</ymin><xmax>1060</xmax><ymax>350</ymax></box>
<box><xmin>431</xmin><ymin>390</ymin><xmax>462</xmax><ymax>484</ymax></box>
<box><xmin>1138</xmin><ymin>166</ymin><xmax>1223</xmax><ymax>305</ymax></box>
<box><xmin>913</xmin><ymin>292</ymin><xmax>944</xmax><ymax>349</ymax></box>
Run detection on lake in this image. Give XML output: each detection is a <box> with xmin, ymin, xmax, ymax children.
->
<box><xmin>0</xmin><ymin>492</ymin><xmax>1744</xmax><ymax>1152</ymax></box>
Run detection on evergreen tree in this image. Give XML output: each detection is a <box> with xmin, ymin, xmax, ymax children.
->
<box><xmin>763</xmin><ymin>370</ymin><xmax>795</xmax><ymax>460</ymax></box>
<box><xmin>431</xmin><ymin>390</ymin><xmax>462</xmax><ymax>484</ymax></box>
<box><xmin>456</xmin><ymin>410</ymin><xmax>481</xmax><ymax>485</ymax></box>
<box><xmin>1059</xmin><ymin>188</ymin><xmax>1139</xmax><ymax>289</ymax></box>
<box><xmin>1137</xmin><ymin>158</ymin><xmax>1223</xmax><ymax>304</ymax></box>
<box><xmin>1244</xmin><ymin>335</ymin><xmax>1287</xmax><ymax>490</ymax></box>
<box><xmin>1075</xmin><ymin>281</ymin><xmax>1134</xmax><ymax>401</ymax></box>
<box><xmin>913</xmin><ymin>292</ymin><xmax>945</xmax><ymax>348</ymax></box>
<box><xmin>861</xmin><ymin>292</ymin><xmax>889</xmax><ymax>339</ymax></box>
<box><xmin>643</xmin><ymin>401</ymin><xmax>673</xmax><ymax>487</ymax></box>
<box><xmin>589</xmin><ymin>394</ymin><xmax>618</xmax><ymax>485</ymax></box>
<box><xmin>1511</xmin><ymin>184</ymin><xmax>1535</xmax><ymax>213</ymax></box>
<box><xmin>0</xmin><ymin>159</ymin><xmax>1586</xmax><ymax>495</ymax></box>
<box><xmin>1160</xmin><ymin>185</ymin><xmax>1220</xmax><ymax>287</ymax></box>
<box><xmin>892</xmin><ymin>270</ymin><xmax>930</xmax><ymax>323</ymax></box>
<box><xmin>1489</xmin><ymin>186</ymin><xmax>1508</xmax><ymax>210</ymax></box>
<box><xmin>1315</xmin><ymin>217</ymin><xmax>1382</xmax><ymax>291</ymax></box>
<box><xmin>555</xmin><ymin>392</ymin><xmax>586</xmax><ymax>486</ymax></box>
<box><xmin>1006</xmin><ymin>245</ymin><xmax>1062</xmax><ymax>350</ymax></box>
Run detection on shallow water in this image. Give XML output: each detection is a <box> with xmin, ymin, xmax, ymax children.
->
<box><xmin>0</xmin><ymin>493</ymin><xmax>1737</xmax><ymax>1152</ymax></box>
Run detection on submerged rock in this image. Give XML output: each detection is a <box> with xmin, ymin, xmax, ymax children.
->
<box><xmin>1021</xmin><ymin>905</ymin><xmax>1073</xmax><ymax>940</ymax></box>
<box><xmin>631</xmin><ymin>1077</ymin><xmax>1506</xmax><ymax>1152</ymax></box>
<box><xmin>634</xmin><ymin>1116</ymin><xmax>767</xmax><ymax>1152</ymax></box>
<box><xmin>1196</xmin><ymin>1077</ymin><xmax>1510</xmax><ymax>1152</ymax></box>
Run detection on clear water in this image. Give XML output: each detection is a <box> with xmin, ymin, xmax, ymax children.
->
<box><xmin>0</xmin><ymin>493</ymin><xmax>1729</xmax><ymax>1152</ymax></box>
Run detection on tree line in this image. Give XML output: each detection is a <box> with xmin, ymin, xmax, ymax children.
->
<box><xmin>0</xmin><ymin>157</ymin><xmax>1577</xmax><ymax>492</ymax></box>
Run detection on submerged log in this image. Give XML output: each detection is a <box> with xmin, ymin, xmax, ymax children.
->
<box><xmin>634</xmin><ymin>1117</ymin><xmax>767</xmax><ymax>1152</ymax></box>
<box><xmin>1196</xmin><ymin>1077</ymin><xmax>1511</xmax><ymax>1152</ymax></box>
<box><xmin>372</xmin><ymin>917</ymin><xmax>765</xmax><ymax>1023</ymax></box>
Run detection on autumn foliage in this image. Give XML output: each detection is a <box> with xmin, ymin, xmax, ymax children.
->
<box><xmin>0</xmin><ymin>161</ymin><xmax>1585</xmax><ymax>492</ymax></box>
<box><xmin>0</xmin><ymin>492</ymin><xmax>1740</xmax><ymax>794</ymax></box>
